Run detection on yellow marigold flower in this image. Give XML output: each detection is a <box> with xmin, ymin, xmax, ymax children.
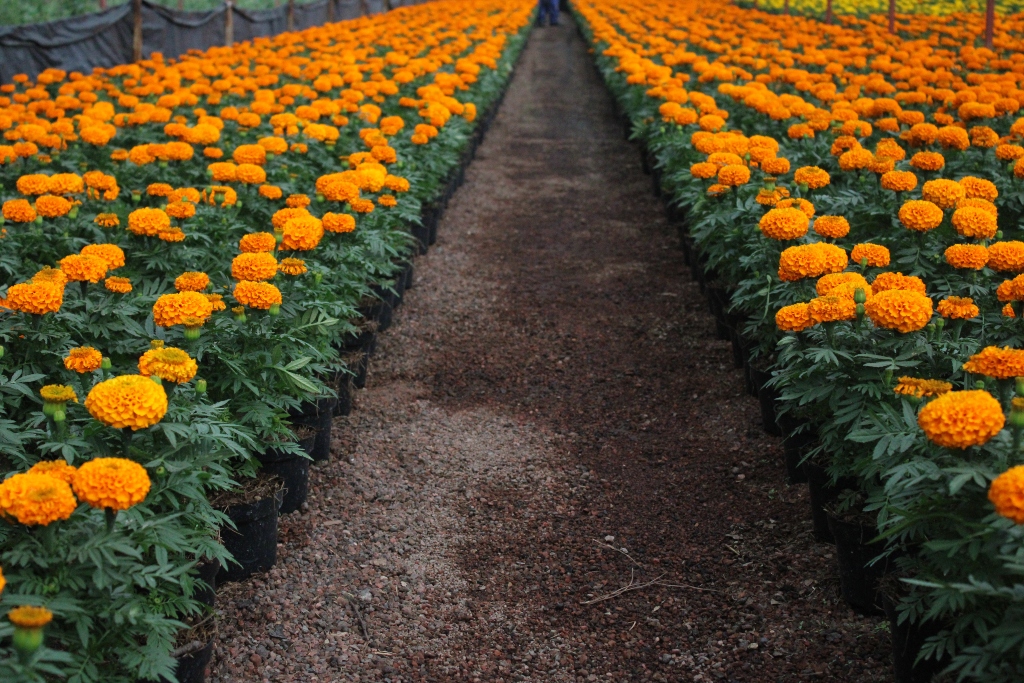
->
<box><xmin>27</xmin><ymin>460</ymin><xmax>77</xmax><ymax>484</ymax></box>
<box><xmin>808</xmin><ymin>295</ymin><xmax>857</xmax><ymax>324</ymax></box>
<box><xmin>72</xmin><ymin>457</ymin><xmax>150</xmax><ymax>510</ymax></box>
<box><xmin>898</xmin><ymin>200</ymin><xmax>944</xmax><ymax>232</ymax></box>
<box><xmin>851</xmin><ymin>243</ymin><xmax>890</xmax><ymax>267</ymax></box>
<box><xmin>64</xmin><ymin>347</ymin><xmax>102</xmax><ymax>373</ymax></box>
<box><xmin>138</xmin><ymin>347</ymin><xmax>197</xmax><ymax>384</ymax></box>
<box><xmin>232</xmin><ymin>144</ymin><xmax>266</xmax><ymax>166</ymax></box>
<box><xmin>259</xmin><ymin>185</ymin><xmax>283</xmax><ymax>200</ymax></box>
<box><xmin>960</xmin><ymin>176</ymin><xmax>998</xmax><ymax>202</ymax></box>
<box><xmin>239</xmin><ymin>232</ymin><xmax>277</xmax><ymax>253</ymax></box>
<box><xmin>233</xmin><ymin>280</ymin><xmax>282</xmax><ymax>310</ymax></box>
<box><xmin>323</xmin><ymin>212</ymin><xmax>356</xmax><ymax>234</ymax></box>
<box><xmin>8</xmin><ymin>606</ymin><xmax>53</xmax><ymax>629</ymax></box>
<box><xmin>775</xmin><ymin>303</ymin><xmax>813</xmax><ymax>332</ymax></box>
<box><xmin>813</xmin><ymin>216</ymin><xmax>849</xmax><ymax>239</ymax></box>
<box><xmin>921</xmin><ymin>179</ymin><xmax>966</xmax><ymax>210</ymax></box>
<box><xmin>0</xmin><ymin>473</ymin><xmax>76</xmax><ymax>526</ymax></box>
<box><xmin>880</xmin><ymin>170</ymin><xmax>918</xmax><ymax>192</ymax></box>
<box><xmin>894</xmin><ymin>377</ymin><xmax>952</xmax><ymax>399</ymax></box>
<box><xmin>174</xmin><ymin>272</ymin><xmax>210</xmax><ymax>292</ymax></box>
<box><xmin>865</xmin><ymin>290</ymin><xmax>933</xmax><ymax>333</ymax></box>
<box><xmin>776</xmin><ymin>198</ymin><xmax>814</xmax><ymax>219</ymax></box>
<box><xmin>944</xmin><ymin>244</ymin><xmax>988</xmax><ymax>270</ymax></box>
<box><xmin>937</xmin><ymin>296</ymin><xmax>979</xmax><ymax>320</ymax></box>
<box><xmin>286</xmin><ymin>194</ymin><xmax>311</xmax><ymax>209</ymax></box>
<box><xmin>105</xmin><ymin>277</ymin><xmax>132</xmax><ymax>294</ymax></box>
<box><xmin>34</xmin><ymin>195</ymin><xmax>72</xmax><ymax>219</ymax></box>
<box><xmin>952</xmin><ymin>206</ymin><xmax>998</xmax><ymax>240</ymax></box>
<box><xmin>32</xmin><ymin>267</ymin><xmax>67</xmax><ymax>289</ymax></box>
<box><xmin>989</xmin><ymin>465</ymin><xmax>1024</xmax><ymax>524</ymax></box>
<box><xmin>59</xmin><ymin>254</ymin><xmax>107</xmax><ymax>284</ymax></box>
<box><xmin>759</xmin><ymin>207</ymin><xmax>809</xmax><ymax>240</ymax></box>
<box><xmin>80</xmin><ymin>244</ymin><xmax>125</xmax><ymax>270</ymax></box>
<box><xmin>871</xmin><ymin>272</ymin><xmax>926</xmax><ymax>295</ymax></box>
<box><xmin>918</xmin><ymin>390</ymin><xmax>1004</xmax><ymax>449</ymax></box>
<box><xmin>152</xmin><ymin>291</ymin><xmax>213</xmax><ymax>328</ymax></box>
<box><xmin>3</xmin><ymin>199</ymin><xmax>37</xmax><ymax>223</ymax></box>
<box><xmin>280</xmin><ymin>215</ymin><xmax>324</xmax><ymax>251</ymax></box>
<box><xmin>816</xmin><ymin>272</ymin><xmax>869</xmax><ymax>297</ymax></box>
<box><xmin>231</xmin><ymin>252</ymin><xmax>278</xmax><ymax>281</ymax></box>
<box><xmin>963</xmin><ymin>347</ymin><xmax>1024</xmax><ymax>379</ymax></box>
<box><xmin>909</xmin><ymin>151</ymin><xmax>945</xmax><ymax>172</ymax></box>
<box><xmin>279</xmin><ymin>258</ymin><xmax>307</xmax><ymax>276</ymax></box>
<box><xmin>235</xmin><ymin>163</ymin><xmax>266</xmax><ymax>185</ymax></box>
<box><xmin>206</xmin><ymin>293</ymin><xmax>225</xmax><ymax>312</ymax></box>
<box><xmin>94</xmin><ymin>213</ymin><xmax>119</xmax><ymax>228</ymax></box>
<box><xmin>5</xmin><ymin>282</ymin><xmax>62</xmax><ymax>315</ymax></box>
<box><xmin>85</xmin><ymin>375</ymin><xmax>167</xmax><ymax>430</ymax></box>
<box><xmin>986</xmin><ymin>242</ymin><xmax>1024</xmax><ymax>273</ymax></box>
<box><xmin>127</xmin><ymin>208</ymin><xmax>171</xmax><ymax>237</ymax></box>
<box><xmin>39</xmin><ymin>385</ymin><xmax>77</xmax><ymax>404</ymax></box>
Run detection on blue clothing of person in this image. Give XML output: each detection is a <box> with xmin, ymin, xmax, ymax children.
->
<box><xmin>538</xmin><ymin>0</ymin><xmax>559</xmax><ymax>26</ymax></box>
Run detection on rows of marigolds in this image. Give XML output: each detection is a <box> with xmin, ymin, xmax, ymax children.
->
<box><xmin>0</xmin><ymin>1</ymin><xmax>532</xmax><ymax>680</ymax></box>
<box><xmin>576</xmin><ymin>0</ymin><xmax>1024</xmax><ymax>680</ymax></box>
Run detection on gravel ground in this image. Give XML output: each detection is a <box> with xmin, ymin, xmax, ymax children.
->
<box><xmin>209</xmin><ymin>18</ymin><xmax>893</xmax><ymax>683</ymax></box>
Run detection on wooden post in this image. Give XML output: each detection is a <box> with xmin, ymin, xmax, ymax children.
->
<box><xmin>132</xmin><ymin>0</ymin><xmax>143</xmax><ymax>61</ymax></box>
<box><xmin>783</xmin><ymin>0</ymin><xmax>789</xmax><ymax>14</ymax></box>
<box><xmin>888</xmin><ymin>0</ymin><xmax>895</xmax><ymax>34</ymax></box>
<box><xmin>985</xmin><ymin>0</ymin><xmax>995</xmax><ymax>49</ymax></box>
<box><xmin>225</xmin><ymin>0</ymin><xmax>234</xmax><ymax>45</ymax></box>
<box><xmin>287</xmin><ymin>0</ymin><xmax>295</xmax><ymax>31</ymax></box>
<box><xmin>383</xmin><ymin>0</ymin><xmax>393</xmax><ymax>10</ymax></box>
<box><xmin>327</xmin><ymin>0</ymin><xmax>335</xmax><ymax>22</ymax></box>
<box><xmin>359</xmin><ymin>0</ymin><xmax>369</xmax><ymax>15</ymax></box>
<box><xmin>824</xmin><ymin>0</ymin><xmax>833</xmax><ymax>24</ymax></box>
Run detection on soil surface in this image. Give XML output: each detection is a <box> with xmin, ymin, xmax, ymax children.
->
<box><xmin>210</xmin><ymin>18</ymin><xmax>892</xmax><ymax>683</ymax></box>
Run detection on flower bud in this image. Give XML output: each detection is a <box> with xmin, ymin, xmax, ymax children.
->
<box><xmin>232</xmin><ymin>306</ymin><xmax>247</xmax><ymax>323</ymax></box>
<box><xmin>797</xmin><ymin>182</ymin><xmax>808</xmax><ymax>192</ymax></box>
<box><xmin>976</xmin><ymin>380</ymin><xmax>987</xmax><ymax>390</ymax></box>
<box><xmin>935</xmin><ymin>317</ymin><xmax>945</xmax><ymax>331</ymax></box>
<box><xmin>101</xmin><ymin>356</ymin><xmax>112</xmax><ymax>370</ymax></box>
<box><xmin>12</xmin><ymin>625</ymin><xmax>44</xmax><ymax>655</ymax></box>
<box><xmin>196</xmin><ymin>379</ymin><xmax>207</xmax><ymax>395</ymax></box>
<box><xmin>150</xmin><ymin>339</ymin><xmax>165</xmax><ymax>350</ymax></box>
<box><xmin>235</xmin><ymin>200</ymin><xmax>243</xmax><ymax>209</ymax></box>
<box><xmin>269</xmin><ymin>303</ymin><xmax>281</xmax><ymax>316</ymax></box>
<box><xmin>997</xmin><ymin>230</ymin><xmax>1004</xmax><ymax>240</ymax></box>
<box><xmin>42</xmin><ymin>402</ymin><xmax>58</xmax><ymax>417</ymax></box>
<box><xmin>151</xmin><ymin>375</ymin><xmax>163</xmax><ymax>385</ymax></box>
<box><xmin>52</xmin><ymin>409</ymin><xmax>65</xmax><ymax>423</ymax></box>
<box><xmin>853</xmin><ymin>288</ymin><xmax>866</xmax><ymax>304</ymax></box>
<box><xmin>159</xmin><ymin>160</ymin><xmax>168</xmax><ymax>169</ymax></box>
<box><xmin>131</xmin><ymin>192</ymin><xmax>141</xmax><ymax>203</ymax></box>
<box><xmin>68</xmin><ymin>207</ymin><xmax>78</xmax><ymax>220</ymax></box>
<box><xmin>1011</xmin><ymin>409</ymin><xmax>1024</xmax><ymax>430</ymax></box>
<box><xmin>0</xmin><ymin>345</ymin><xmax>5</xmax><ymax>360</ymax></box>
<box><xmin>184</xmin><ymin>326</ymin><xmax>201</xmax><ymax>342</ymax></box>
<box><xmin>314</xmin><ymin>272</ymin><xmax>323</xmax><ymax>286</ymax></box>
<box><xmin>155</xmin><ymin>465</ymin><xmax>167</xmax><ymax>476</ymax></box>
<box><xmin>1017</xmin><ymin>378</ymin><xmax>1024</xmax><ymax>398</ymax></box>
<box><xmin>882</xmin><ymin>369</ymin><xmax>893</xmax><ymax>385</ymax></box>
<box><xmin>34</xmin><ymin>216</ymin><xmax>42</xmax><ymax>225</ymax></box>
<box><xmin>316</xmin><ymin>193</ymin><xmax>326</xmax><ymax>202</ymax></box>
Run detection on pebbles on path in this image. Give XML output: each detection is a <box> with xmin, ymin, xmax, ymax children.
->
<box><xmin>210</xmin><ymin>16</ymin><xmax>891</xmax><ymax>683</ymax></box>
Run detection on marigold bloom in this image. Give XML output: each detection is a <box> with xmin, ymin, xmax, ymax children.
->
<box><xmin>986</xmin><ymin>242</ymin><xmax>1024</xmax><ymax>273</ymax></box>
<box><xmin>816</xmin><ymin>272</ymin><xmax>869</xmax><ymax>297</ymax></box>
<box><xmin>809</xmin><ymin>295</ymin><xmax>857</xmax><ymax>324</ymax></box>
<box><xmin>909</xmin><ymin>151</ymin><xmax>945</xmax><ymax>172</ymax></box>
<box><xmin>690</xmin><ymin>162</ymin><xmax>717</xmax><ymax>179</ymax></box>
<box><xmin>760</xmin><ymin>157</ymin><xmax>790</xmax><ymax>175</ymax></box>
<box><xmin>865</xmin><ymin>290</ymin><xmax>932</xmax><ymax>333</ymax></box>
<box><xmin>279</xmin><ymin>258</ymin><xmax>307</xmax><ymax>276</ymax></box>
<box><xmin>0</xmin><ymin>473</ymin><xmax>76</xmax><ymax>526</ymax></box>
<box><xmin>851</xmin><ymin>243</ymin><xmax>890</xmax><ymax>267</ymax></box>
<box><xmin>937</xmin><ymin>126</ymin><xmax>970</xmax><ymax>151</ymax></box>
<box><xmin>94</xmin><ymin>213</ymin><xmax>119</xmax><ymax>228</ymax></box>
<box><xmin>127</xmin><ymin>208</ymin><xmax>171</xmax><ymax>237</ymax></box>
<box><xmin>32</xmin><ymin>267</ymin><xmax>66</xmax><ymax>290</ymax></box>
<box><xmin>259</xmin><ymin>185</ymin><xmax>283</xmax><ymax>200</ymax></box>
<box><xmin>918</xmin><ymin>390</ymin><xmax>1004</xmax><ymax>449</ymax></box>
<box><xmin>8</xmin><ymin>606</ymin><xmax>53</xmax><ymax>629</ymax></box>
<box><xmin>105</xmin><ymin>277</ymin><xmax>132</xmax><ymax>294</ymax></box>
<box><xmin>40</xmin><ymin>385</ymin><xmax>77</xmax><ymax>404</ymax></box>
<box><xmin>64</xmin><ymin>346</ymin><xmax>102</xmax><ymax>373</ymax></box>
<box><xmin>997</xmin><ymin>144</ymin><xmax>1024</xmax><ymax>162</ymax></box>
<box><xmin>921</xmin><ymin>179</ymin><xmax>966</xmax><ymax>209</ymax></box>
<box><xmin>944</xmin><ymin>244</ymin><xmax>988</xmax><ymax>270</ymax></box>
<box><xmin>232</xmin><ymin>144</ymin><xmax>266</xmax><ymax>166</ymax></box>
<box><xmin>208</xmin><ymin>162</ymin><xmax>237</xmax><ymax>182</ymax></box>
<box><xmin>34</xmin><ymin>194</ymin><xmax>72</xmax><ymax>218</ymax></box>
<box><xmin>80</xmin><ymin>244</ymin><xmax>125</xmax><ymax>270</ymax></box>
<box><xmin>759</xmin><ymin>207</ymin><xmax>809</xmax><ymax>240</ymax></box>
<box><xmin>898</xmin><ymin>200</ymin><xmax>944</xmax><ymax>232</ymax></box>
<box><xmin>989</xmin><ymin>465</ymin><xmax>1024</xmax><ymax>524</ymax></box>
<box><xmin>894</xmin><ymin>377</ymin><xmax>952</xmax><ymax>399</ymax></box>
<box><xmin>166</xmin><ymin>202</ymin><xmax>195</xmax><ymax>220</ymax></box>
<box><xmin>775</xmin><ymin>303</ymin><xmax>813</xmax><ymax>332</ymax></box>
<box><xmin>778</xmin><ymin>245</ymin><xmax>825</xmax><ymax>282</ymax></box>
<box><xmin>3</xmin><ymin>199</ymin><xmax>37</xmax><ymax>223</ymax></box>
<box><xmin>59</xmin><ymin>254</ymin><xmax>108</xmax><ymax>284</ymax></box>
<box><xmin>5</xmin><ymin>282</ymin><xmax>62</xmax><ymax>314</ymax></box>
<box><xmin>16</xmin><ymin>174</ymin><xmax>51</xmax><ymax>196</ymax></box>
<box><xmin>880</xmin><ymin>170</ymin><xmax>918</xmax><ymax>192</ymax></box>
<box><xmin>323</xmin><ymin>212</ymin><xmax>356</xmax><ymax>234</ymax></box>
<box><xmin>958</xmin><ymin>197</ymin><xmax>997</xmax><ymax>216</ymax></box>
<box><xmin>280</xmin><ymin>215</ymin><xmax>324</xmax><ymax>251</ymax></box>
<box><xmin>838</xmin><ymin>148</ymin><xmax>873</xmax><ymax>171</ymax></box>
<box><xmin>152</xmin><ymin>291</ymin><xmax>213</xmax><ymax>328</ymax></box>
<box><xmin>72</xmin><ymin>457</ymin><xmax>150</xmax><ymax>510</ymax></box>
<box><xmin>206</xmin><ymin>293</ymin><xmax>225</xmax><ymax>311</ymax></box>
<box><xmin>233</xmin><ymin>280</ymin><xmax>282</xmax><ymax>310</ymax></box>
<box><xmin>952</xmin><ymin>206</ymin><xmax>998</xmax><ymax>240</ymax></box>
<box><xmin>232</xmin><ymin>252</ymin><xmax>278</xmax><ymax>281</ymax></box>
<box><xmin>27</xmin><ymin>460</ymin><xmax>77</xmax><ymax>484</ymax></box>
<box><xmin>174</xmin><ymin>271</ymin><xmax>210</xmax><ymax>292</ymax></box>
<box><xmin>871</xmin><ymin>272</ymin><xmax>926</xmax><ymax>296</ymax></box>
<box><xmin>235</xmin><ymin>163</ymin><xmax>267</xmax><ymax>185</ymax></box>
<box><xmin>937</xmin><ymin>296</ymin><xmax>979</xmax><ymax>320</ymax></box>
<box><xmin>138</xmin><ymin>347</ymin><xmax>197</xmax><ymax>384</ymax></box>
<box><xmin>813</xmin><ymin>216</ymin><xmax>849</xmax><ymax>239</ymax></box>
<box><xmin>271</xmin><ymin>207</ymin><xmax>310</xmax><ymax>229</ymax></box>
<box><xmin>85</xmin><ymin>375</ymin><xmax>167</xmax><ymax>430</ymax></box>
<box><xmin>964</xmin><ymin>347</ymin><xmax>1024</xmax><ymax>379</ymax></box>
<box><xmin>960</xmin><ymin>176</ymin><xmax>998</xmax><ymax>202</ymax></box>
<box><xmin>239</xmin><ymin>232</ymin><xmax>277</xmax><ymax>253</ymax></box>
<box><xmin>146</xmin><ymin>183</ymin><xmax>173</xmax><ymax>197</ymax></box>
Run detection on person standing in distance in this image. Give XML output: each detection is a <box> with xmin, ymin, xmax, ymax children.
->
<box><xmin>538</xmin><ymin>0</ymin><xmax>559</xmax><ymax>26</ymax></box>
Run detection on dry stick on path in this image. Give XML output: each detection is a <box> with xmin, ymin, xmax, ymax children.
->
<box><xmin>342</xmin><ymin>591</ymin><xmax>373</xmax><ymax>647</ymax></box>
<box><xmin>580</xmin><ymin>570</ymin><xmax>722</xmax><ymax>606</ymax></box>
<box><xmin>593</xmin><ymin>538</ymin><xmax>642</xmax><ymax>567</ymax></box>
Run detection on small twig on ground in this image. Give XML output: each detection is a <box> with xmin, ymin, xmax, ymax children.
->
<box><xmin>594</xmin><ymin>538</ymin><xmax>642</xmax><ymax>567</ymax></box>
<box><xmin>341</xmin><ymin>592</ymin><xmax>373</xmax><ymax>646</ymax></box>
<box><xmin>581</xmin><ymin>572</ymin><xmax>724</xmax><ymax>605</ymax></box>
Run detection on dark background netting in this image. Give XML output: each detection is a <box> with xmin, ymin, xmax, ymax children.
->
<box><xmin>0</xmin><ymin>0</ymin><xmax>419</xmax><ymax>82</ymax></box>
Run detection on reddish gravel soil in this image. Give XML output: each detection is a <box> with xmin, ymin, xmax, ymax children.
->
<box><xmin>210</xmin><ymin>18</ymin><xmax>893</xmax><ymax>683</ymax></box>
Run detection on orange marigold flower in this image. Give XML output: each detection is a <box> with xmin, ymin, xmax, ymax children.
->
<box><xmin>778</xmin><ymin>245</ymin><xmax>826</xmax><ymax>282</ymax></box>
<box><xmin>174</xmin><ymin>272</ymin><xmax>210</xmax><ymax>292</ymax></box>
<box><xmin>880</xmin><ymin>170</ymin><xmax>918</xmax><ymax>192</ymax></box>
<box><xmin>158</xmin><ymin>228</ymin><xmax>186</xmax><ymax>243</ymax></box>
<box><xmin>5</xmin><ymin>282</ymin><xmax>62</xmax><ymax>314</ymax></box>
<box><xmin>865</xmin><ymin>289</ymin><xmax>933</xmax><ymax>333</ymax></box>
<box><xmin>986</xmin><ymin>242</ymin><xmax>1024</xmax><ymax>272</ymax></box>
<box><xmin>258</xmin><ymin>136</ymin><xmax>288</xmax><ymax>154</ymax></box>
<box><xmin>64</xmin><ymin>346</ymin><xmax>102</xmax><ymax>373</ymax></box>
<box><xmin>813</xmin><ymin>216</ymin><xmax>849</xmax><ymax>239</ymax></box>
<box><xmin>816</xmin><ymin>272</ymin><xmax>869</xmax><ymax>297</ymax></box>
<box><xmin>232</xmin><ymin>144</ymin><xmax>266</xmax><ymax>166</ymax></box>
<box><xmin>271</xmin><ymin>207</ymin><xmax>310</xmax><ymax>229</ymax></box>
<box><xmin>85</xmin><ymin>375</ymin><xmax>167</xmax><ymax>430</ymax></box>
<box><xmin>239</xmin><ymin>232</ymin><xmax>277</xmax><ymax>253</ymax></box>
<box><xmin>937</xmin><ymin>126</ymin><xmax>970</xmax><ymax>151</ymax></box>
<box><xmin>138</xmin><ymin>346</ymin><xmax>197</xmax><ymax>384</ymax></box>
<box><xmin>937</xmin><ymin>296</ymin><xmax>979</xmax><ymax>320</ymax></box>
<box><xmin>104</xmin><ymin>277</ymin><xmax>132</xmax><ymax>294</ymax></box>
<box><xmin>3</xmin><ymin>199</ymin><xmax>37</xmax><ymax>223</ymax></box>
<box><xmin>59</xmin><ymin>254</ymin><xmax>107</xmax><ymax>284</ymax></box>
<box><xmin>775</xmin><ymin>303</ymin><xmax>813</xmax><ymax>332</ymax></box>
<box><xmin>208</xmin><ymin>162</ymin><xmax>237</xmax><ymax>182</ymax></box>
<box><xmin>94</xmin><ymin>213</ymin><xmax>119</xmax><ymax>228</ymax></box>
<box><xmin>152</xmin><ymin>291</ymin><xmax>213</xmax><ymax>327</ymax></box>
<box><xmin>0</xmin><ymin>473</ymin><xmax>76</xmax><ymax>526</ymax></box>
<box><xmin>760</xmin><ymin>157</ymin><xmax>790</xmax><ymax>175</ymax></box>
<box><xmin>871</xmin><ymin>271</ymin><xmax>926</xmax><ymax>295</ymax></box>
<box><xmin>759</xmin><ymin>207</ymin><xmax>809</xmax><ymax>240</ymax></box>
<box><xmin>952</xmin><ymin>206</ymin><xmax>998</xmax><ymax>239</ymax></box>
<box><xmin>809</xmin><ymin>295</ymin><xmax>857</xmax><ymax>324</ymax></box>
<box><xmin>323</xmin><ymin>212</ymin><xmax>356</xmax><ymax>234</ymax></box>
<box><xmin>80</xmin><ymin>244</ymin><xmax>124</xmax><ymax>270</ymax></box>
<box><xmin>963</xmin><ymin>346</ymin><xmax>1024</xmax><ymax>379</ymax></box>
<box><xmin>34</xmin><ymin>194</ymin><xmax>71</xmax><ymax>218</ymax></box>
<box><xmin>286</xmin><ymin>194</ymin><xmax>311</xmax><ymax>209</ymax></box>
<box><xmin>8</xmin><ymin>605</ymin><xmax>53</xmax><ymax>628</ymax></box>
<box><xmin>166</xmin><ymin>202</ymin><xmax>195</xmax><ymax>220</ymax></box>
<box><xmin>127</xmin><ymin>207</ymin><xmax>171</xmax><ymax>237</ymax></box>
<box><xmin>921</xmin><ymin>179</ymin><xmax>966</xmax><ymax>209</ymax></box>
<box><xmin>235</xmin><ymin>163</ymin><xmax>266</xmax><ymax>185</ymax></box>
<box><xmin>16</xmin><ymin>174</ymin><xmax>51</xmax><ymax>196</ymax></box>
<box><xmin>378</xmin><ymin>194</ymin><xmax>397</xmax><ymax>208</ymax></box>
<box><xmin>279</xmin><ymin>258</ymin><xmax>307</xmax><ymax>276</ymax></box>
<box><xmin>959</xmin><ymin>176</ymin><xmax>998</xmax><ymax>202</ymax></box>
<box><xmin>206</xmin><ymin>293</ymin><xmax>225</xmax><ymax>311</ymax></box>
<box><xmin>27</xmin><ymin>460</ymin><xmax>77</xmax><ymax>484</ymax></box>
<box><xmin>851</xmin><ymin>243</ymin><xmax>890</xmax><ymax>267</ymax></box>
<box><xmin>894</xmin><ymin>377</ymin><xmax>952</xmax><ymax>399</ymax></box>
<box><xmin>898</xmin><ymin>200</ymin><xmax>944</xmax><ymax>232</ymax></box>
<box><xmin>32</xmin><ymin>267</ymin><xmax>66</xmax><ymax>289</ymax></box>
<box><xmin>690</xmin><ymin>162</ymin><xmax>717</xmax><ymax>179</ymax></box>
<box><xmin>232</xmin><ymin>252</ymin><xmax>278</xmax><ymax>281</ymax></box>
<box><xmin>838</xmin><ymin>148</ymin><xmax>874</xmax><ymax>171</ymax></box>
<box><xmin>72</xmin><ymin>457</ymin><xmax>150</xmax><ymax>510</ymax></box>
<box><xmin>280</xmin><ymin>215</ymin><xmax>324</xmax><ymax>251</ymax></box>
<box><xmin>909</xmin><ymin>151</ymin><xmax>945</xmax><ymax>172</ymax></box>
<box><xmin>147</xmin><ymin>183</ymin><xmax>173</xmax><ymax>197</ymax></box>
<box><xmin>259</xmin><ymin>185</ymin><xmax>283</xmax><ymax>200</ymax></box>
<box><xmin>233</xmin><ymin>280</ymin><xmax>283</xmax><ymax>310</ymax></box>
<box><xmin>957</xmin><ymin>197</ymin><xmax>997</xmax><ymax>216</ymax></box>
<box><xmin>918</xmin><ymin>390</ymin><xmax>1004</xmax><ymax>449</ymax></box>
<box><xmin>793</xmin><ymin>166</ymin><xmax>830</xmax><ymax>189</ymax></box>
<box><xmin>989</xmin><ymin>465</ymin><xmax>1024</xmax><ymax>524</ymax></box>
<box><xmin>776</xmin><ymin>198</ymin><xmax>814</xmax><ymax>219</ymax></box>
<box><xmin>39</xmin><ymin>385</ymin><xmax>77</xmax><ymax>404</ymax></box>
<box><xmin>996</xmin><ymin>144</ymin><xmax>1024</xmax><ymax>161</ymax></box>
<box><xmin>944</xmin><ymin>244</ymin><xmax>989</xmax><ymax>270</ymax></box>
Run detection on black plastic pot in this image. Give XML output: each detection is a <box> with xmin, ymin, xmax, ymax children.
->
<box><xmin>168</xmin><ymin>638</ymin><xmax>214</xmax><ymax>683</ymax></box>
<box><xmin>805</xmin><ymin>461</ymin><xmax>856</xmax><ymax>544</ymax></box>
<box><xmin>750</xmin><ymin>365</ymin><xmax>782</xmax><ymax>436</ymax></box>
<box><xmin>218</xmin><ymin>486</ymin><xmax>283</xmax><ymax>583</ymax></box>
<box><xmin>292</xmin><ymin>398</ymin><xmax>336</xmax><ymax>463</ymax></box>
<box><xmin>781</xmin><ymin>430</ymin><xmax>814</xmax><ymax>484</ymax></box>
<box><xmin>882</xmin><ymin>594</ymin><xmax>947</xmax><ymax>683</ymax></box>
<box><xmin>333</xmin><ymin>371</ymin><xmax>353</xmax><ymax>417</ymax></box>
<box><xmin>193</xmin><ymin>560</ymin><xmax>218</xmax><ymax>608</ymax></box>
<box><xmin>256</xmin><ymin>440</ymin><xmax>313</xmax><ymax>515</ymax></box>
<box><xmin>827</xmin><ymin>514</ymin><xmax>889</xmax><ymax>615</ymax></box>
<box><xmin>352</xmin><ymin>350</ymin><xmax>369</xmax><ymax>389</ymax></box>
<box><xmin>403</xmin><ymin>260</ymin><xmax>415</xmax><ymax>290</ymax></box>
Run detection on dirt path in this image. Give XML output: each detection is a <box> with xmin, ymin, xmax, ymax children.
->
<box><xmin>210</xmin><ymin>19</ymin><xmax>892</xmax><ymax>683</ymax></box>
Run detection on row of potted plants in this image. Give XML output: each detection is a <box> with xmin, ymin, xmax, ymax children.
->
<box><xmin>574</xmin><ymin>0</ymin><xmax>1024</xmax><ymax>681</ymax></box>
<box><xmin>0</xmin><ymin>1</ymin><xmax>534</xmax><ymax>681</ymax></box>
